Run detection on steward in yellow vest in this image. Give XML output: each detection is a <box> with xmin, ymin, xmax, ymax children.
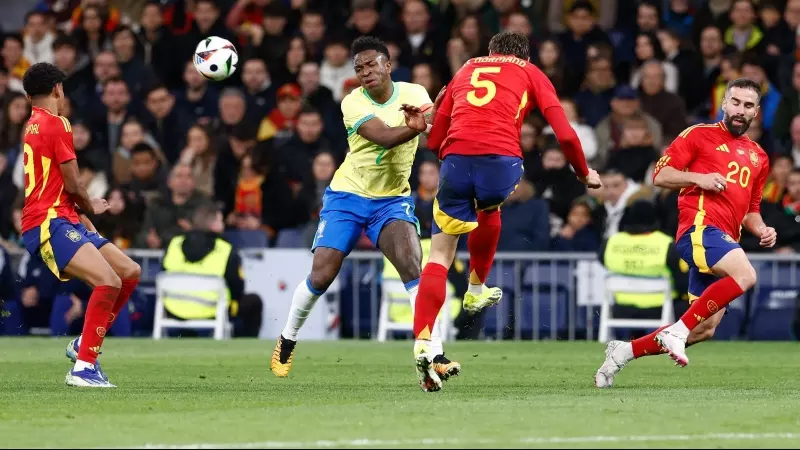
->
<box><xmin>161</xmin><ymin>202</ymin><xmax>263</xmax><ymax>337</ymax></box>
<box><xmin>598</xmin><ymin>200</ymin><xmax>689</xmax><ymax>338</ymax></box>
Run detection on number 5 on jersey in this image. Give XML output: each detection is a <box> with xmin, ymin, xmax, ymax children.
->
<box><xmin>465</xmin><ymin>66</ymin><xmax>528</xmax><ymax>120</ymax></box>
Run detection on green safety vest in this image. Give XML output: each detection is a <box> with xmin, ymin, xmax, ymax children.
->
<box><xmin>383</xmin><ymin>238</ymin><xmax>461</xmax><ymax>323</ymax></box>
<box><xmin>162</xmin><ymin>235</ymin><xmax>233</xmax><ymax>320</ymax></box>
<box><xmin>603</xmin><ymin>231</ymin><xmax>673</xmax><ymax>308</ymax></box>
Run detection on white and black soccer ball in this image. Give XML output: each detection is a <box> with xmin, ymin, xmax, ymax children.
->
<box><xmin>193</xmin><ymin>36</ymin><xmax>238</xmax><ymax>81</ymax></box>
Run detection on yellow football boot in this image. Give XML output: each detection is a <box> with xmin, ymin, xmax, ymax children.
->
<box><xmin>271</xmin><ymin>335</ymin><xmax>296</xmax><ymax>378</ymax></box>
<box><xmin>463</xmin><ymin>286</ymin><xmax>503</xmax><ymax>314</ymax></box>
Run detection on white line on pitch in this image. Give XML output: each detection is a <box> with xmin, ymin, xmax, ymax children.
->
<box><xmin>132</xmin><ymin>432</ymin><xmax>800</xmax><ymax>449</ymax></box>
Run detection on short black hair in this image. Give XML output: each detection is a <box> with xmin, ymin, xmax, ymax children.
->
<box><xmin>25</xmin><ymin>10</ymin><xmax>47</xmax><ymax>23</ymax></box>
<box><xmin>192</xmin><ymin>201</ymin><xmax>221</xmax><ymax>229</ymax></box>
<box><xmin>131</xmin><ymin>142</ymin><xmax>156</xmax><ymax>157</ymax></box>
<box><xmin>726</xmin><ymin>78</ymin><xmax>762</xmax><ymax>103</ymax></box>
<box><xmin>230</xmin><ymin>121</ymin><xmax>258</xmax><ymax>141</ymax></box>
<box><xmin>22</xmin><ymin>62</ymin><xmax>66</xmax><ymax>98</ymax></box>
<box><xmin>4</xmin><ymin>33</ymin><xmax>23</xmax><ymax>46</ymax></box>
<box><xmin>52</xmin><ymin>34</ymin><xmax>78</xmax><ymax>52</ymax></box>
<box><xmin>488</xmin><ymin>31</ymin><xmax>530</xmax><ymax>60</ymax></box>
<box><xmin>569</xmin><ymin>0</ymin><xmax>596</xmax><ymax>14</ymax></box>
<box><xmin>111</xmin><ymin>24</ymin><xmax>135</xmax><ymax>40</ymax></box>
<box><xmin>298</xmin><ymin>105</ymin><xmax>321</xmax><ymax>117</ymax></box>
<box><xmin>145</xmin><ymin>83</ymin><xmax>169</xmax><ymax>99</ymax></box>
<box><xmin>351</xmin><ymin>36</ymin><xmax>389</xmax><ymax>60</ymax></box>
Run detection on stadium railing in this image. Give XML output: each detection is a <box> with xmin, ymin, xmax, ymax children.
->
<box><xmin>6</xmin><ymin>248</ymin><xmax>800</xmax><ymax>341</ymax></box>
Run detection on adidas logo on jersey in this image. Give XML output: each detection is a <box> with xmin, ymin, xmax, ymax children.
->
<box><xmin>715</xmin><ymin>144</ymin><xmax>730</xmax><ymax>153</ymax></box>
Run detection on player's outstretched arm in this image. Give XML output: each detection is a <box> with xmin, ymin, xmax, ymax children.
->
<box><xmin>541</xmin><ymin>106</ymin><xmax>598</xmax><ymax>187</ymax></box>
<box><xmin>357</xmin><ymin>118</ymin><xmax>421</xmax><ymax>149</ymax></box>
<box><xmin>743</xmin><ymin>213</ymin><xmax>777</xmax><ymax>248</ymax></box>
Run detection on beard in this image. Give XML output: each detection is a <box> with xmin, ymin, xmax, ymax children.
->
<box><xmin>723</xmin><ymin>112</ymin><xmax>752</xmax><ymax>137</ymax></box>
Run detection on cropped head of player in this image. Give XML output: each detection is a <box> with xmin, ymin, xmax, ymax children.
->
<box><xmin>351</xmin><ymin>36</ymin><xmax>393</xmax><ymax>96</ymax></box>
<box><xmin>22</xmin><ymin>62</ymin><xmax>68</xmax><ymax>114</ymax></box>
<box><xmin>720</xmin><ymin>78</ymin><xmax>761</xmax><ymax>137</ymax></box>
<box><xmin>487</xmin><ymin>30</ymin><xmax>530</xmax><ymax>60</ymax></box>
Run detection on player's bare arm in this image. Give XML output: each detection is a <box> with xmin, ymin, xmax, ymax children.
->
<box><xmin>541</xmin><ymin>105</ymin><xmax>600</xmax><ymax>188</ymax></box>
<box><xmin>357</xmin><ymin>117</ymin><xmax>422</xmax><ymax>148</ymax></box>
<box><xmin>743</xmin><ymin>213</ymin><xmax>777</xmax><ymax>248</ymax></box>
<box><xmin>653</xmin><ymin>166</ymin><xmax>727</xmax><ymax>193</ymax></box>
<box><xmin>78</xmin><ymin>213</ymin><xmax>98</xmax><ymax>232</ymax></box>
<box><xmin>61</xmin><ymin>159</ymin><xmax>108</xmax><ymax>214</ymax></box>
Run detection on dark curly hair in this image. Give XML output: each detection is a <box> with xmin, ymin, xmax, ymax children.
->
<box><xmin>22</xmin><ymin>62</ymin><xmax>66</xmax><ymax>99</ymax></box>
<box><xmin>351</xmin><ymin>36</ymin><xmax>389</xmax><ymax>60</ymax></box>
<box><xmin>488</xmin><ymin>31</ymin><xmax>530</xmax><ymax>60</ymax></box>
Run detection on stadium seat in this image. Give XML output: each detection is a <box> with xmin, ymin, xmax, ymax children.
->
<box><xmin>598</xmin><ymin>275</ymin><xmax>674</xmax><ymax>343</ymax></box>
<box><xmin>481</xmin><ymin>288</ymin><xmax>513</xmax><ymax>339</ymax></box>
<box><xmin>223</xmin><ymin>230</ymin><xmax>268</xmax><ymax>249</ymax></box>
<box><xmin>747</xmin><ymin>288</ymin><xmax>798</xmax><ymax>341</ymax></box>
<box><xmin>274</xmin><ymin>227</ymin><xmax>307</xmax><ymax>248</ymax></box>
<box><xmin>152</xmin><ymin>272</ymin><xmax>232</xmax><ymax>340</ymax></box>
<box><xmin>520</xmin><ymin>289</ymin><xmax>568</xmax><ymax>338</ymax></box>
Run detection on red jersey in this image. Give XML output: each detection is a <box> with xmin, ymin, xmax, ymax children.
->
<box><xmin>433</xmin><ymin>55</ymin><xmax>561</xmax><ymax>159</ymax></box>
<box><xmin>21</xmin><ymin>107</ymin><xmax>80</xmax><ymax>233</ymax></box>
<box><xmin>654</xmin><ymin>121</ymin><xmax>769</xmax><ymax>242</ymax></box>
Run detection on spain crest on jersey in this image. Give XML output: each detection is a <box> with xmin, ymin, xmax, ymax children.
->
<box><xmin>749</xmin><ymin>150</ymin><xmax>759</xmax><ymax>167</ymax></box>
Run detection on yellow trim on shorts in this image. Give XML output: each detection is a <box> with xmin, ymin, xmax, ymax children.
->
<box><xmin>39</xmin><ymin>187</ymin><xmax>70</xmax><ymax>281</ymax></box>
<box><xmin>433</xmin><ymin>198</ymin><xmax>478</xmax><ymax>236</ymax></box>
<box><xmin>690</xmin><ymin>225</ymin><xmax>712</xmax><ymax>274</ymax></box>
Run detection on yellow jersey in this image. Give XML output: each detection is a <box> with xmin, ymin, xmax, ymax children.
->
<box><xmin>330</xmin><ymin>82</ymin><xmax>432</xmax><ymax>198</ymax></box>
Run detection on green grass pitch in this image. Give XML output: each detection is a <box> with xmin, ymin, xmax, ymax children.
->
<box><xmin>1</xmin><ymin>339</ymin><xmax>800</xmax><ymax>448</ymax></box>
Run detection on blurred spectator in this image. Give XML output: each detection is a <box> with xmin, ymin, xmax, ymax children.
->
<box><xmin>215</xmin><ymin>122</ymin><xmax>258</xmax><ymax>217</ymax></box>
<box><xmin>180</xmin><ymin>0</ymin><xmax>235</xmax><ymax>60</ymax></box>
<box><xmin>764</xmin><ymin>168</ymin><xmax>800</xmax><ymax>253</ymax></box>
<box><xmin>594</xmin><ymin>84</ymin><xmax>662</xmax><ymax>169</ymax></box>
<box><xmin>299</xmin><ymin>10</ymin><xmax>327</xmax><ymax>63</ymax></box>
<box><xmin>552</xmin><ymin>199</ymin><xmax>599</xmax><ymax>251</ymax></box>
<box><xmin>600</xmin><ymin>169</ymin><xmax>643</xmax><ymax>237</ymax></box>
<box><xmin>276</xmin><ymin>107</ymin><xmax>329</xmax><ymax>185</ymax></box>
<box><xmin>320</xmin><ymin>39</ymin><xmax>352</xmax><ymax>103</ymax></box>
<box><xmin>709</xmin><ymin>52</ymin><xmax>742</xmax><ymax>120</ymax></box>
<box><xmin>497</xmin><ymin>179</ymin><xmax>550</xmax><ymax>251</ymax></box>
<box><xmin>53</xmin><ymin>35</ymin><xmax>94</xmax><ymax>112</ymax></box>
<box><xmin>557</xmin><ymin>1</ymin><xmax>610</xmax><ymax>75</ymax></box>
<box><xmin>758</xmin><ymin>1</ymin><xmax>792</xmax><ymax>67</ymax></box>
<box><xmin>411</xmin><ymin>63</ymin><xmax>442</xmax><ymax>104</ymax></box>
<box><xmin>348</xmin><ymin>0</ymin><xmax>384</xmax><ymax>43</ymax></box>
<box><xmin>629</xmin><ymin>31</ymin><xmax>679</xmax><ymax>94</ymax></box>
<box><xmin>788</xmin><ymin>116</ymin><xmax>800</xmax><ymax>167</ymax></box>
<box><xmin>636</xmin><ymin>1</ymin><xmax>660</xmax><ymax>33</ymax></box>
<box><xmin>112</xmin><ymin>118</ymin><xmax>161</xmax><ymax>185</ymax></box>
<box><xmin>412</xmin><ymin>159</ymin><xmax>438</xmax><ymax>239</ymax></box>
<box><xmin>272</xmin><ymin>36</ymin><xmax>307</xmax><ymax>87</ymax></box>
<box><xmin>178</xmin><ymin>124</ymin><xmax>217</xmax><ymax>197</ymax></box>
<box><xmin>90</xmin><ymin>50</ymin><xmax>121</xmax><ymax>110</ymax></box>
<box><xmin>574</xmin><ymin>55</ymin><xmax>616</xmax><ymax>127</ymax></box>
<box><xmin>73</xmin><ymin>5</ymin><xmax>112</xmax><ymax>59</ymax></box>
<box><xmin>661</xmin><ymin>0</ymin><xmax>694</xmax><ymax>38</ymax></box>
<box><xmin>533</xmin><ymin>140</ymin><xmax>587</xmax><ymax>221</ymax></box>
<box><xmin>724</xmin><ymin>0</ymin><xmax>764</xmax><ymax>54</ymax></box>
<box><xmin>91</xmin><ymin>76</ymin><xmax>133</xmax><ymax>155</ymax></box>
<box><xmin>240</xmin><ymin>57</ymin><xmax>276</xmax><ymax>124</ymax></box>
<box><xmin>126</xmin><ymin>142</ymin><xmax>168</xmax><ymax>205</ymax></box>
<box><xmin>386</xmin><ymin>40</ymin><xmax>411</xmax><ymax>83</ymax></box>
<box><xmin>174</xmin><ymin>60</ymin><xmax>219</xmax><ymax>124</ymax></box>
<box><xmin>0</xmin><ymin>152</ymin><xmax>18</xmax><ymax>244</ymax></box>
<box><xmin>142</xmin><ymin>84</ymin><xmax>192</xmax><ymax>164</ymax></box>
<box><xmin>247</xmin><ymin>1</ymin><xmax>291</xmax><ymax>69</ymax></box>
<box><xmin>91</xmin><ymin>186</ymin><xmax>145</xmax><ymax>250</ymax></box>
<box><xmin>535</xmin><ymin>37</ymin><xmax>579</xmax><ymax>98</ymax></box>
<box><xmin>136</xmin><ymin>163</ymin><xmax>209</xmax><ymax>249</ymax></box>
<box><xmin>744</xmin><ymin>114</ymin><xmax>778</xmax><ymax>157</ymax></box>
<box><xmin>297</xmin><ymin>61</ymin><xmax>342</xmax><ymax>145</ymax></box>
<box><xmin>637</xmin><ymin>60</ymin><xmax>687</xmax><ymax>143</ymax></box>
<box><xmin>112</xmin><ymin>25</ymin><xmax>157</xmax><ymax>101</ymax></box>
<box><xmin>23</xmin><ymin>10</ymin><xmax>55</xmax><ymax>65</ymax></box>
<box><xmin>309</xmin><ymin>151</ymin><xmax>336</xmax><ymax>216</ymax></box>
<box><xmin>606</xmin><ymin>113</ymin><xmax>659</xmax><ymax>183</ymax></box>
<box><xmin>137</xmin><ymin>2</ymin><xmax>181</xmax><ymax>90</ymax></box>
<box><xmin>543</xmin><ymin>97</ymin><xmax>597</xmax><ymax>162</ymax></box>
<box><xmin>257</xmin><ymin>83</ymin><xmax>302</xmax><ymax>143</ymax></box>
<box><xmin>446</xmin><ymin>14</ymin><xmax>489</xmax><ymax>79</ymax></box>
<box><xmin>548</xmin><ymin>0</ymin><xmax>618</xmax><ymax>34</ymax></box>
<box><xmin>398</xmin><ymin>0</ymin><xmax>446</xmax><ymax>79</ymax></box>
<box><xmin>777</xmin><ymin>17</ymin><xmax>800</xmax><ymax>95</ymax></box>
<box><xmin>72</xmin><ymin>119</ymin><xmax>109</xmax><ymax>191</ymax></box>
<box><xmin>763</xmin><ymin>153</ymin><xmax>795</xmax><ymax>204</ymax></box>
<box><xmin>228</xmin><ymin>150</ymin><xmax>264</xmax><ymax>231</ymax></box>
<box><xmin>657</xmin><ymin>28</ymin><xmax>704</xmax><ymax>115</ymax></box>
<box><xmin>694</xmin><ymin>25</ymin><xmax>726</xmax><ymax>119</ymax></box>
<box><xmin>3</xmin><ymin>34</ymin><xmax>30</xmax><ymax>92</ymax></box>
<box><xmin>774</xmin><ymin>61</ymin><xmax>800</xmax><ymax>147</ymax></box>
<box><xmin>0</xmin><ymin>92</ymin><xmax>29</xmax><ymax>155</ymax></box>
<box><xmin>225</xmin><ymin>0</ymin><xmax>271</xmax><ymax>33</ymax></box>
<box><xmin>692</xmin><ymin>0</ymin><xmax>733</xmax><ymax>43</ymax></box>
<box><xmin>521</xmin><ymin>119</ymin><xmax>542</xmax><ymax>180</ymax></box>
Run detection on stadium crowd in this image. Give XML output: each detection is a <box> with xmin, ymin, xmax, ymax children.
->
<box><xmin>0</xmin><ymin>0</ymin><xmax>797</xmax><ymax>273</ymax></box>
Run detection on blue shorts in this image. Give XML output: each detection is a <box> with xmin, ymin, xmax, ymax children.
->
<box><xmin>676</xmin><ymin>225</ymin><xmax>741</xmax><ymax>301</ymax></box>
<box><xmin>22</xmin><ymin>217</ymin><xmax>109</xmax><ymax>281</ymax></box>
<box><xmin>311</xmin><ymin>187</ymin><xmax>419</xmax><ymax>254</ymax></box>
<box><xmin>433</xmin><ymin>154</ymin><xmax>523</xmax><ymax>235</ymax></box>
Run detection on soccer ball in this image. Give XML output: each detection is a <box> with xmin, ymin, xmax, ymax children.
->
<box><xmin>193</xmin><ymin>36</ymin><xmax>238</xmax><ymax>81</ymax></box>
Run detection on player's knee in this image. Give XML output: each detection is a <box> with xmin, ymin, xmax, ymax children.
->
<box><xmin>307</xmin><ymin>269</ymin><xmax>336</xmax><ymax>292</ymax></box>
<box><xmin>731</xmin><ymin>264</ymin><xmax>757</xmax><ymax>291</ymax></box>
<box><xmin>121</xmin><ymin>260</ymin><xmax>141</xmax><ymax>280</ymax></box>
<box><xmin>95</xmin><ymin>267</ymin><xmax>122</xmax><ymax>289</ymax></box>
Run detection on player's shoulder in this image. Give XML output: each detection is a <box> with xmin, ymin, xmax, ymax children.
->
<box><xmin>341</xmin><ymin>87</ymin><xmax>370</xmax><ymax>109</ymax></box>
<box><xmin>676</xmin><ymin>122</ymin><xmax>722</xmax><ymax>140</ymax></box>
<box><xmin>37</xmin><ymin>109</ymin><xmax>73</xmax><ymax>134</ymax></box>
<box><xmin>395</xmin><ymin>81</ymin><xmax>430</xmax><ymax>100</ymax></box>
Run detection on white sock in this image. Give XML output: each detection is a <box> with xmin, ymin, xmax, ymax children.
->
<box><xmin>468</xmin><ymin>283</ymin><xmax>484</xmax><ymax>295</ymax></box>
<box><xmin>74</xmin><ymin>360</ymin><xmax>94</xmax><ymax>371</ymax></box>
<box><xmin>670</xmin><ymin>320</ymin><xmax>690</xmax><ymax>339</ymax></box>
<box><xmin>281</xmin><ymin>279</ymin><xmax>322</xmax><ymax>341</ymax></box>
<box><xmin>77</xmin><ymin>335</ymin><xmax>82</xmax><ymax>347</ymax></box>
<box><xmin>407</xmin><ymin>282</ymin><xmax>444</xmax><ymax>357</ymax></box>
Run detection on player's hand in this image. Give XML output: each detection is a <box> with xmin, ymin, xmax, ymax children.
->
<box><xmin>91</xmin><ymin>198</ymin><xmax>109</xmax><ymax>214</ymax></box>
<box><xmin>758</xmin><ymin>226</ymin><xmax>777</xmax><ymax>248</ymax></box>
<box><xmin>400</xmin><ymin>104</ymin><xmax>427</xmax><ymax>132</ymax></box>
<box><xmin>695</xmin><ymin>173</ymin><xmax>727</xmax><ymax>193</ymax></box>
<box><xmin>579</xmin><ymin>169</ymin><xmax>602</xmax><ymax>189</ymax></box>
